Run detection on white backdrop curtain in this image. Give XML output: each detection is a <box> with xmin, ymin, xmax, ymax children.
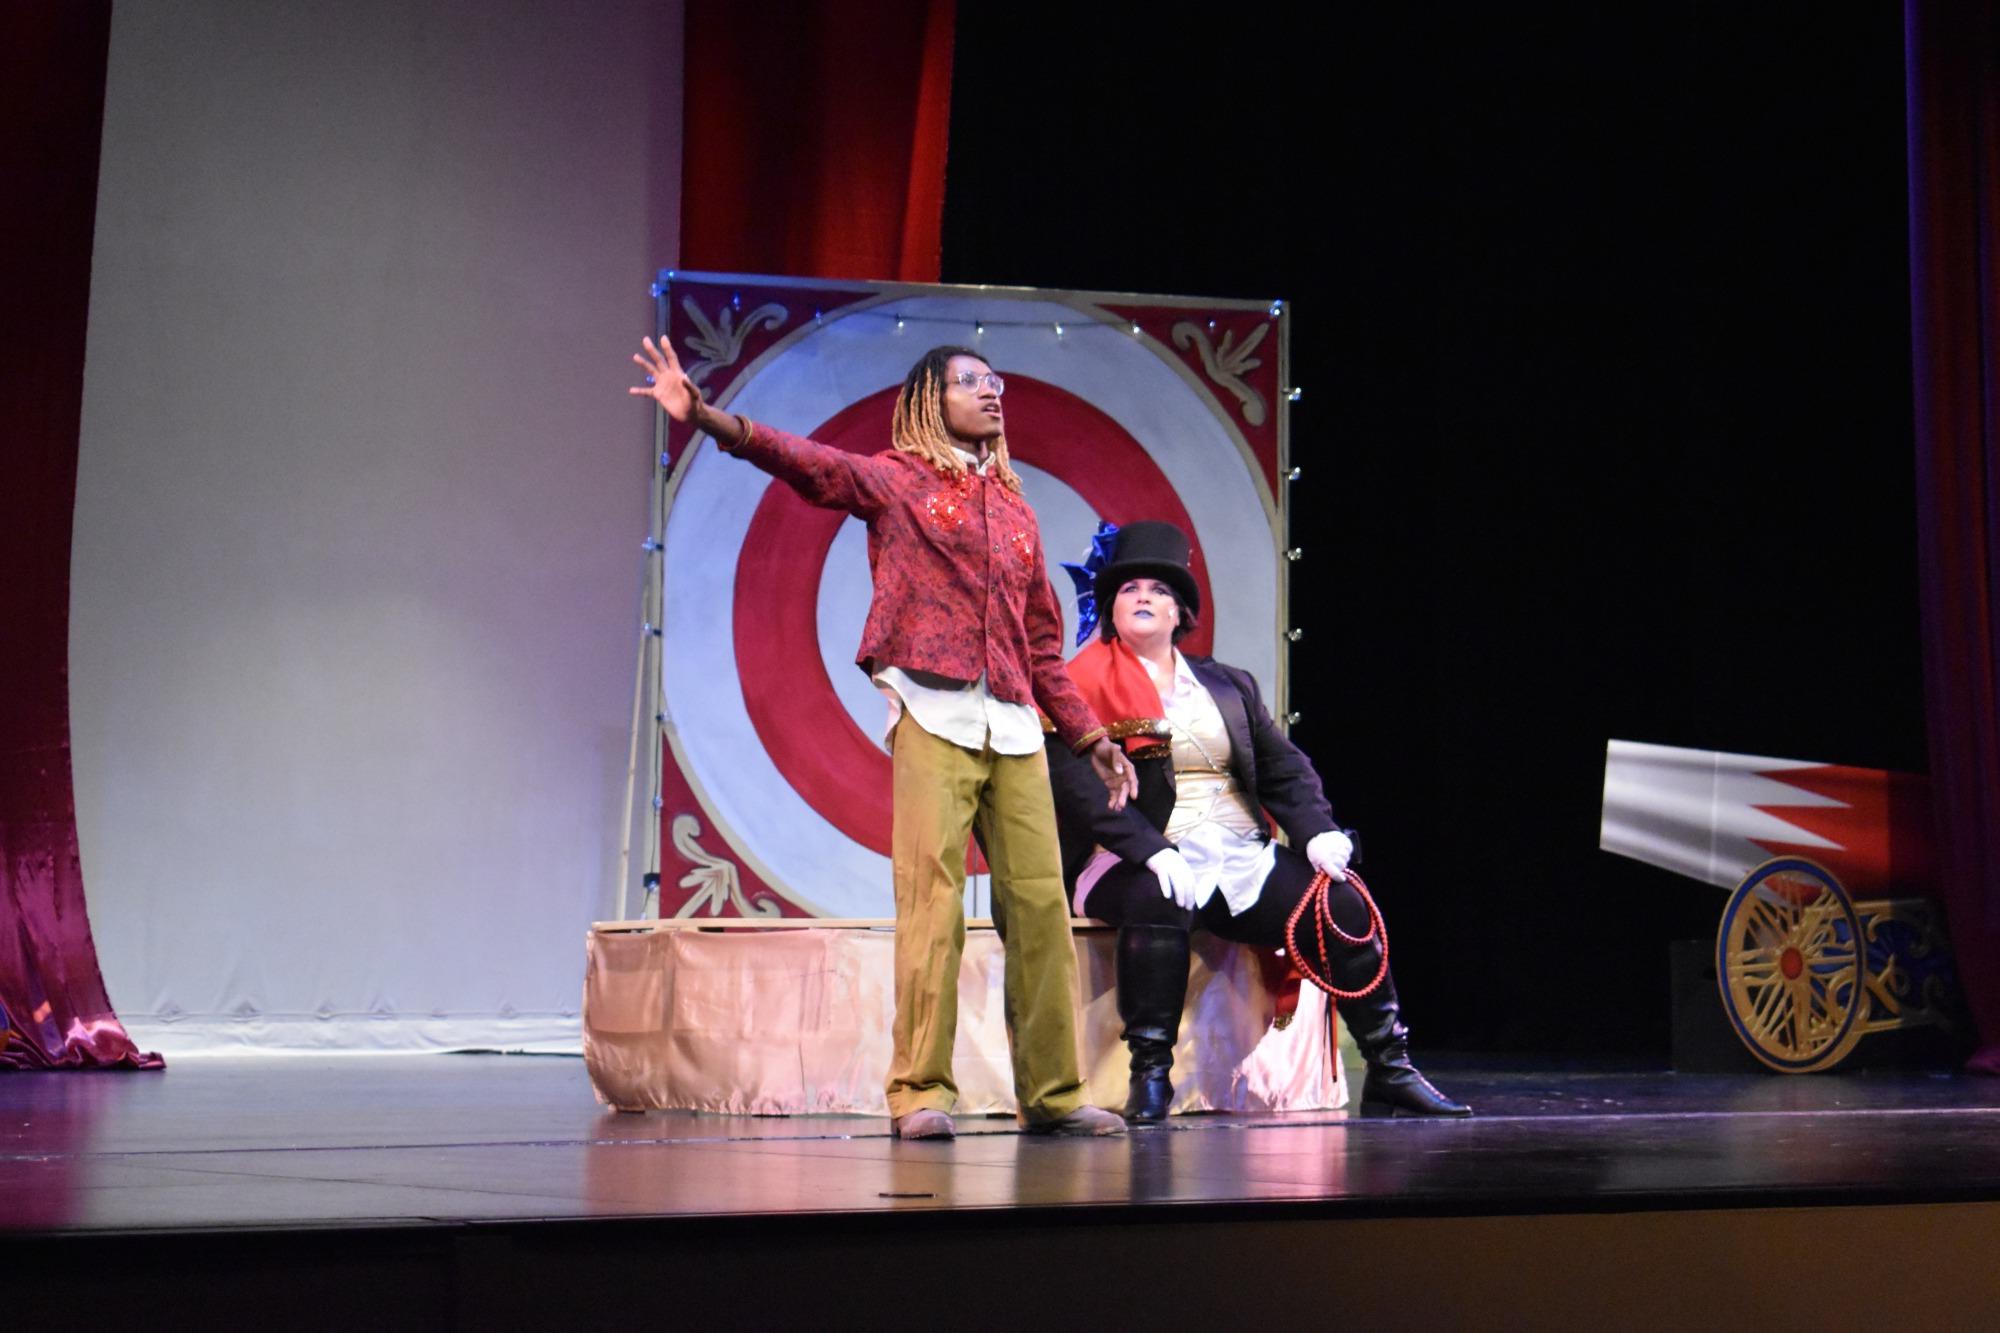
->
<box><xmin>70</xmin><ymin>0</ymin><xmax>684</xmax><ymax>1054</ymax></box>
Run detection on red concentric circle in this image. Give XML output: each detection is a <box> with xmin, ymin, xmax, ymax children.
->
<box><xmin>732</xmin><ymin>376</ymin><xmax>1208</xmax><ymax>855</ymax></box>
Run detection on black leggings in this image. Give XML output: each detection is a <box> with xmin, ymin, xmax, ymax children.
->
<box><xmin>1082</xmin><ymin>843</ymin><xmax>1383</xmax><ymax>991</ymax></box>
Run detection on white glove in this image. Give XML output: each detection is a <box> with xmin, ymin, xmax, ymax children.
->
<box><xmin>1306</xmin><ymin>830</ymin><xmax>1354</xmax><ymax>880</ymax></box>
<box><xmin>1145</xmin><ymin>848</ymin><xmax>1200</xmax><ymax>911</ymax></box>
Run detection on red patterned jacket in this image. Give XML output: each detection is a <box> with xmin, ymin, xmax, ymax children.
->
<box><xmin>724</xmin><ymin>420</ymin><xmax>1106</xmax><ymax>751</ymax></box>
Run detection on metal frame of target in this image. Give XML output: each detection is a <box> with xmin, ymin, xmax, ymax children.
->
<box><xmin>614</xmin><ymin>271</ymin><xmax>1300</xmax><ymax>923</ymax></box>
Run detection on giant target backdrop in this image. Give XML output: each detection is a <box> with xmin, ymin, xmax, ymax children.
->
<box><xmin>651</xmin><ymin>272</ymin><xmax>1291</xmax><ymax>919</ymax></box>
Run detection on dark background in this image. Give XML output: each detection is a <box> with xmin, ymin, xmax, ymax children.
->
<box><xmin>943</xmin><ymin>3</ymin><xmax>1924</xmax><ymax>1056</ymax></box>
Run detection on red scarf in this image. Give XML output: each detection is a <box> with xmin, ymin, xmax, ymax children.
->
<box><xmin>1066</xmin><ymin>639</ymin><xmax>1170</xmax><ymax>755</ymax></box>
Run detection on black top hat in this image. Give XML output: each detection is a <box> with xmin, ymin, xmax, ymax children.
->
<box><xmin>1094</xmin><ymin>521</ymin><xmax>1199</xmax><ymax>619</ymax></box>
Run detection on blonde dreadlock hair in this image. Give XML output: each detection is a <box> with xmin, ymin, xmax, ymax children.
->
<box><xmin>890</xmin><ymin>345</ymin><xmax>1024</xmax><ymax>494</ymax></box>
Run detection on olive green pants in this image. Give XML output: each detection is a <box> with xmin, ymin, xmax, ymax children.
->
<box><xmin>884</xmin><ymin>714</ymin><xmax>1086</xmax><ymax>1122</ymax></box>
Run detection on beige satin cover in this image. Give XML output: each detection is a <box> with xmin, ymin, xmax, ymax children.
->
<box><xmin>583</xmin><ymin>926</ymin><xmax>1344</xmax><ymax>1116</ymax></box>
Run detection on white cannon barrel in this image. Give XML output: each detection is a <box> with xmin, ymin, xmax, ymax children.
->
<box><xmin>1599</xmin><ymin>739</ymin><xmax>1934</xmax><ymax>897</ymax></box>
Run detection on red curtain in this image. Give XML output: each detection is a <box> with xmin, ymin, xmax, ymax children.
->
<box><xmin>680</xmin><ymin>0</ymin><xmax>955</xmax><ymax>282</ymax></box>
<box><xmin>0</xmin><ymin>2</ymin><xmax>160</xmax><ymax>1070</ymax></box>
<box><xmin>1907</xmin><ymin>0</ymin><xmax>2000</xmax><ymax>1073</ymax></box>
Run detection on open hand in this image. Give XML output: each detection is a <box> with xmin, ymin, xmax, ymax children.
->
<box><xmin>628</xmin><ymin>335</ymin><xmax>700</xmax><ymax>422</ymax></box>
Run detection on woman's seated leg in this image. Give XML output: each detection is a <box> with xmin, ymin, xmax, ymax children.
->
<box><xmin>1085</xmin><ymin>863</ymin><xmax>1195</xmax><ymax>1123</ymax></box>
<box><xmin>1201</xmin><ymin>844</ymin><xmax>1471</xmax><ymax>1117</ymax></box>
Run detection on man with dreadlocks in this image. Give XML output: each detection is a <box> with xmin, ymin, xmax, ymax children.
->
<box><xmin>630</xmin><ymin>336</ymin><xmax>1136</xmax><ymax>1139</ymax></box>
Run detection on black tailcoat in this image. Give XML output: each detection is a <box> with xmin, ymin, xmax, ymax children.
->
<box><xmin>1045</xmin><ymin>654</ymin><xmax>1341</xmax><ymax>888</ymax></box>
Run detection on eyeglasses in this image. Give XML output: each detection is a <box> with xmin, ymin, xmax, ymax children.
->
<box><xmin>951</xmin><ymin>370</ymin><xmax>1005</xmax><ymax>395</ymax></box>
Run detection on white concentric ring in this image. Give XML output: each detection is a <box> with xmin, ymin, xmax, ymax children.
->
<box><xmin>662</xmin><ymin>294</ymin><xmax>1280</xmax><ymax>916</ymax></box>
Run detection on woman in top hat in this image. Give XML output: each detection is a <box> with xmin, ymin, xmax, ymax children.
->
<box><xmin>1045</xmin><ymin>520</ymin><xmax>1470</xmax><ymax>1121</ymax></box>
<box><xmin>631</xmin><ymin>335</ymin><xmax>1134</xmax><ymax>1140</ymax></box>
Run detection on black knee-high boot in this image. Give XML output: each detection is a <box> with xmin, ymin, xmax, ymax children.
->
<box><xmin>1117</xmin><ymin>924</ymin><xmax>1191</xmax><ymax>1124</ymax></box>
<box><xmin>1335</xmin><ymin>970</ymin><xmax>1472</xmax><ymax>1117</ymax></box>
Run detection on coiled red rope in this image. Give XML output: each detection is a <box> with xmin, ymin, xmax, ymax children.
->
<box><xmin>1283</xmin><ymin>868</ymin><xmax>1389</xmax><ymax>1000</ymax></box>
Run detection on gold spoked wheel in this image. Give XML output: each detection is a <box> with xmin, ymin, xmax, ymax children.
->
<box><xmin>1717</xmin><ymin>858</ymin><xmax>1866</xmax><ymax>1073</ymax></box>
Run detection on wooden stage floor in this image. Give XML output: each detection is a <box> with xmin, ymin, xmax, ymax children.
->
<box><xmin>7</xmin><ymin>1054</ymin><xmax>2000</xmax><ymax>1228</ymax></box>
<box><xmin>7</xmin><ymin>1054</ymin><xmax>2000</xmax><ymax>1327</ymax></box>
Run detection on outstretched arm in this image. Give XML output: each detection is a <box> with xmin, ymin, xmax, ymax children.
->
<box><xmin>629</xmin><ymin>334</ymin><xmax>892</xmax><ymax>518</ymax></box>
<box><xmin>630</xmin><ymin>334</ymin><xmax>745</xmax><ymax>446</ymax></box>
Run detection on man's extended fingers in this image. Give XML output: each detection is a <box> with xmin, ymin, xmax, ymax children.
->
<box><xmin>645</xmin><ymin>334</ymin><xmax>683</xmax><ymax>373</ymax></box>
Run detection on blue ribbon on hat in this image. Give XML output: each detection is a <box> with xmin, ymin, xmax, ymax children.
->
<box><xmin>1059</xmin><ymin>520</ymin><xmax>1120</xmax><ymax>648</ymax></box>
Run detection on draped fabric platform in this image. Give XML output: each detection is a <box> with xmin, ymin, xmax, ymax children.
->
<box><xmin>582</xmin><ymin>924</ymin><xmax>1343</xmax><ymax>1116</ymax></box>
